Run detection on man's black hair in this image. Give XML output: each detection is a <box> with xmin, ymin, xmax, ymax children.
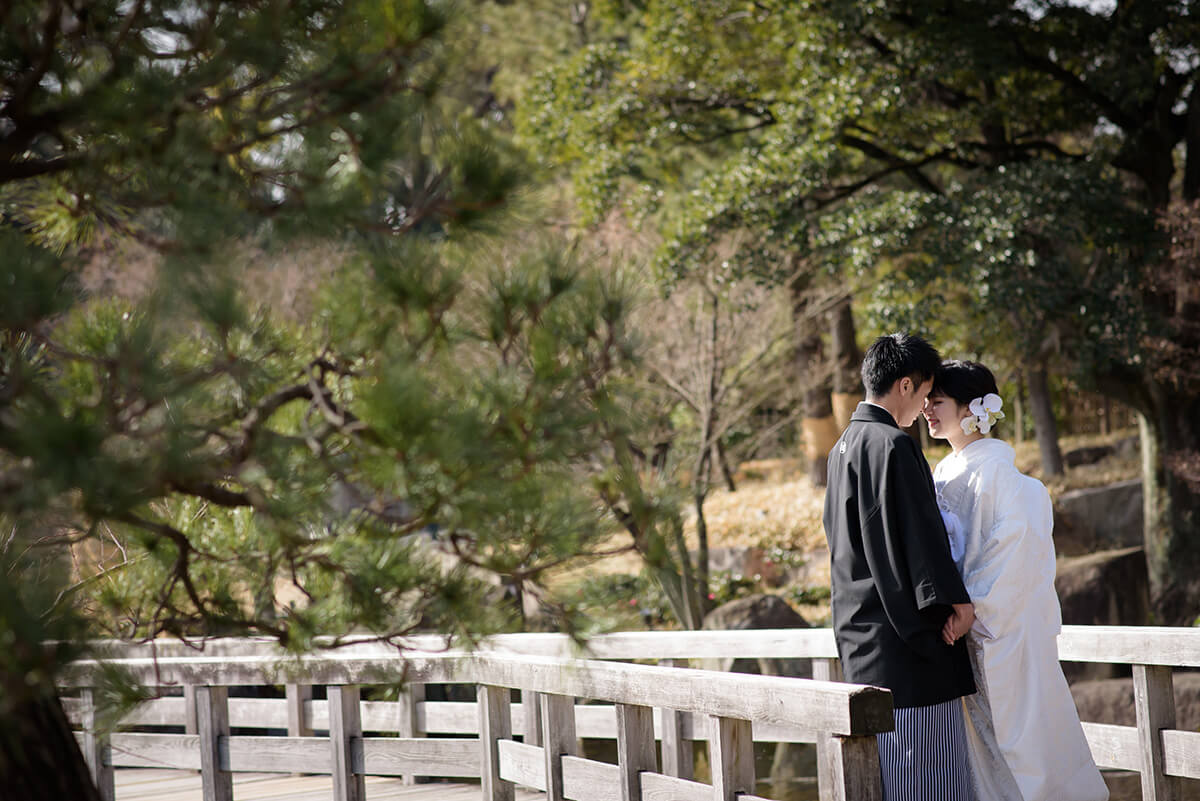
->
<box><xmin>861</xmin><ymin>333</ymin><xmax>942</xmax><ymax>398</ymax></box>
<box><xmin>931</xmin><ymin>360</ymin><xmax>999</xmax><ymax>407</ymax></box>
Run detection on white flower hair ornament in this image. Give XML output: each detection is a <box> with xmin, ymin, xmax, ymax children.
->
<box><xmin>961</xmin><ymin>393</ymin><xmax>1005</xmax><ymax>435</ymax></box>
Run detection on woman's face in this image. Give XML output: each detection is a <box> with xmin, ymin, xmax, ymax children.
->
<box><xmin>923</xmin><ymin>392</ymin><xmax>969</xmax><ymax>440</ymax></box>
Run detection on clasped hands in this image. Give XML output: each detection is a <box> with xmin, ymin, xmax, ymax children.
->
<box><xmin>941</xmin><ymin>602</ymin><xmax>975</xmax><ymax>645</ymax></box>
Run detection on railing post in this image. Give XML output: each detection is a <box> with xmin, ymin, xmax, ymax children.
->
<box><xmin>80</xmin><ymin>688</ymin><xmax>115</xmax><ymax>801</ymax></box>
<box><xmin>195</xmin><ymin>685</ymin><xmax>233</xmax><ymax>801</ymax></box>
<box><xmin>286</xmin><ymin>683</ymin><xmax>313</xmax><ymax>737</ymax></box>
<box><xmin>328</xmin><ymin>685</ymin><xmax>365</xmax><ymax>801</ymax></box>
<box><xmin>523</xmin><ymin>689</ymin><xmax>543</xmax><ymax>747</ymax></box>
<box><xmin>708</xmin><ymin>715</ymin><xmax>754</xmax><ymax>801</ymax></box>
<box><xmin>813</xmin><ymin>657</ymin><xmax>844</xmax><ymax>801</ymax></box>
<box><xmin>541</xmin><ymin>693</ymin><xmax>578</xmax><ymax>801</ymax></box>
<box><xmin>184</xmin><ymin>684</ymin><xmax>198</xmax><ymax>734</ymax></box>
<box><xmin>397</xmin><ymin>682</ymin><xmax>425</xmax><ymax>785</ymax></box>
<box><xmin>1134</xmin><ymin>664</ymin><xmax>1180</xmax><ymax>801</ymax></box>
<box><xmin>478</xmin><ymin>684</ymin><xmax>515</xmax><ymax>801</ymax></box>
<box><xmin>824</xmin><ymin>735</ymin><xmax>883</xmax><ymax>801</ymax></box>
<box><xmin>658</xmin><ymin>658</ymin><xmax>692</xmax><ymax>779</ymax></box>
<box><xmin>615</xmin><ymin>703</ymin><xmax>657</xmax><ymax>801</ymax></box>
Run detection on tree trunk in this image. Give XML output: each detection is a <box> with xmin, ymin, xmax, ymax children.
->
<box><xmin>0</xmin><ymin>687</ymin><xmax>104</xmax><ymax>801</ymax></box>
<box><xmin>828</xmin><ymin>296</ymin><xmax>862</xmax><ymax>430</ymax></box>
<box><xmin>1027</xmin><ymin>363</ymin><xmax>1064</xmax><ymax>476</ymax></box>
<box><xmin>1137</xmin><ymin>389</ymin><xmax>1200</xmax><ymax>624</ymax></box>
<box><xmin>791</xmin><ymin>280</ymin><xmax>835</xmax><ymax>487</ymax></box>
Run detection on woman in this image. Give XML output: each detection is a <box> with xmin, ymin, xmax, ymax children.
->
<box><xmin>923</xmin><ymin>360</ymin><xmax>1108</xmax><ymax>801</ymax></box>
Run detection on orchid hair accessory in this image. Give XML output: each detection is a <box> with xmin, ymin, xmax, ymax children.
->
<box><xmin>961</xmin><ymin>393</ymin><xmax>1005</xmax><ymax>435</ymax></box>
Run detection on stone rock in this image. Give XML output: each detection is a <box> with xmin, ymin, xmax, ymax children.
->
<box><xmin>701</xmin><ymin>593</ymin><xmax>812</xmax><ymax>679</ymax></box>
<box><xmin>1054</xmin><ymin>479</ymin><xmax>1143</xmax><ymax>555</ymax></box>
<box><xmin>1055</xmin><ymin>546</ymin><xmax>1150</xmax><ymax>681</ymax></box>
<box><xmin>1070</xmin><ymin>672</ymin><xmax>1200</xmax><ymax>731</ymax></box>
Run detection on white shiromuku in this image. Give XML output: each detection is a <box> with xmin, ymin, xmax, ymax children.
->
<box><xmin>934</xmin><ymin>438</ymin><xmax>1108</xmax><ymax>801</ymax></box>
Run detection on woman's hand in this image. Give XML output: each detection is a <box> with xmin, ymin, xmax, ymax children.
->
<box><xmin>942</xmin><ymin>603</ymin><xmax>976</xmax><ymax>645</ymax></box>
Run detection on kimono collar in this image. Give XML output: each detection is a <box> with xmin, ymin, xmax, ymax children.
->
<box><xmin>851</xmin><ymin>401</ymin><xmax>899</xmax><ymax>428</ymax></box>
<box><xmin>954</xmin><ymin>437</ymin><xmax>1017</xmax><ymax>465</ymax></box>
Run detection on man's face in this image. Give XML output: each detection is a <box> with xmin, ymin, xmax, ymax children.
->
<box><xmin>898</xmin><ymin>377</ymin><xmax>933</xmax><ymax>428</ymax></box>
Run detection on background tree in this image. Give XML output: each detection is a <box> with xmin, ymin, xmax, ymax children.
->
<box><xmin>518</xmin><ymin>0</ymin><xmax>1200</xmax><ymax>620</ymax></box>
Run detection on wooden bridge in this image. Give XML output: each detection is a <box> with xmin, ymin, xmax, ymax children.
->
<box><xmin>63</xmin><ymin>626</ymin><xmax>1200</xmax><ymax>801</ymax></box>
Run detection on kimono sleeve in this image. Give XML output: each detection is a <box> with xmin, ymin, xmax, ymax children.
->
<box><xmin>965</xmin><ymin>472</ymin><xmax>1060</xmax><ymax>641</ymax></box>
<box><xmin>861</xmin><ymin>438</ymin><xmax>971</xmax><ymax>652</ymax></box>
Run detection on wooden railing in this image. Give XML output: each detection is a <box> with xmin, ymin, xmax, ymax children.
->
<box><xmin>64</xmin><ymin>625</ymin><xmax>1200</xmax><ymax>801</ymax></box>
<box><xmin>63</xmin><ymin>644</ymin><xmax>892</xmax><ymax>801</ymax></box>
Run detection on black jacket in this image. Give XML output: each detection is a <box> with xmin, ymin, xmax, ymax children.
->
<box><xmin>823</xmin><ymin>402</ymin><xmax>976</xmax><ymax>708</ymax></box>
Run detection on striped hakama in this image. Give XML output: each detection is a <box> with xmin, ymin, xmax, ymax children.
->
<box><xmin>877</xmin><ymin>698</ymin><xmax>974</xmax><ymax>801</ymax></box>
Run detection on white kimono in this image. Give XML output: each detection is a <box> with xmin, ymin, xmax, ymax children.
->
<box><xmin>934</xmin><ymin>438</ymin><xmax>1108</xmax><ymax>801</ymax></box>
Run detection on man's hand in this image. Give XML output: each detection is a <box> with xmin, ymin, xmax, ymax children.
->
<box><xmin>942</xmin><ymin>603</ymin><xmax>975</xmax><ymax>645</ymax></box>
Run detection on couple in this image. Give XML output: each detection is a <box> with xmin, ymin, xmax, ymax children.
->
<box><xmin>823</xmin><ymin>333</ymin><xmax>1108</xmax><ymax>801</ymax></box>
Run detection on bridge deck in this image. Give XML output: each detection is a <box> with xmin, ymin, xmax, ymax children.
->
<box><xmin>114</xmin><ymin>768</ymin><xmax>545</xmax><ymax>801</ymax></box>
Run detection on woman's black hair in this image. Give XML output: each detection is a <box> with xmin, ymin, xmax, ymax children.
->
<box><xmin>931</xmin><ymin>360</ymin><xmax>999</xmax><ymax>407</ymax></box>
<box><xmin>861</xmin><ymin>332</ymin><xmax>941</xmax><ymax>397</ymax></box>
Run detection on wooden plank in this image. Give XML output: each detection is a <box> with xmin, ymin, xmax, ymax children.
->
<box><xmin>108</xmin><ymin>733</ymin><xmax>201</xmax><ymax>769</ymax></box>
<box><xmin>479</xmin><ymin>684</ymin><xmax>515</xmax><ymax>801</ymax></box>
<box><xmin>813</xmin><ymin>657</ymin><xmax>844</xmax><ymax>801</ymax></box>
<box><xmin>195</xmin><ymin>686</ymin><xmax>233</xmax><ymax>801</ymax></box>
<box><xmin>499</xmin><ymin>739</ymin><xmax>546</xmax><ymax>791</ymax></box>
<box><xmin>87</xmin><ymin>625</ymin><xmax>1200</xmax><ymax>666</ymax></box>
<box><xmin>542</xmin><ymin>693</ymin><xmax>578</xmax><ymax>801</ymax></box>
<box><xmin>1135</xmin><ymin>665</ymin><xmax>1181</xmax><ymax>801</ymax></box>
<box><xmin>708</xmin><ymin>716</ymin><xmax>754</xmax><ymax>801</ymax></box>
<box><xmin>329</xmin><ymin>685</ymin><xmax>365</xmax><ymax>801</ymax></box>
<box><xmin>1081</xmin><ymin>722</ymin><xmax>1140</xmax><ymax>772</ymax></box>
<box><xmin>615</xmin><ymin>703</ymin><xmax>657</xmax><ymax>801</ymax></box>
<box><xmin>79</xmin><ymin>689</ymin><xmax>115</xmax><ymax>801</ymax></box>
<box><xmin>561</xmin><ymin>755</ymin><xmax>619</xmax><ymax>801</ymax></box>
<box><xmin>638</xmin><ymin>771</ymin><xmax>711</xmax><ymax>801</ymax></box>
<box><xmin>225</xmin><ymin>735</ymin><xmax>330</xmax><ymax>773</ymax></box>
<box><xmin>359</xmin><ymin>737</ymin><xmax>481</xmax><ymax>778</ymax></box>
<box><xmin>286</xmin><ymin>684</ymin><xmax>313</xmax><ymax>737</ymax></box>
<box><xmin>1162</xmin><ymin>729</ymin><xmax>1200</xmax><ymax>780</ymax></box>
<box><xmin>824</xmin><ymin>735</ymin><xmax>883</xmax><ymax>801</ymax></box>
<box><xmin>1058</xmin><ymin>627</ymin><xmax>1200</xmax><ymax>667</ymax></box>
<box><xmin>658</xmin><ymin>658</ymin><xmax>691</xmax><ymax>780</ymax></box>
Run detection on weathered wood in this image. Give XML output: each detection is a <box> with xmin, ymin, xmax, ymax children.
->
<box><xmin>478</xmin><ymin>684</ymin><xmax>515</xmax><ymax>801</ymax></box>
<box><xmin>184</xmin><ymin>685</ymin><xmax>198</xmax><ymax>734</ymax></box>
<box><xmin>106</xmin><ymin>733</ymin><xmax>201</xmax><ymax>769</ymax></box>
<box><xmin>824</xmin><ymin>735</ymin><xmax>883</xmax><ymax>801</ymax></box>
<box><xmin>708</xmin><ymin>716</ymin><xmax>754</xmax><ymax>801</ymax></box>
<box><xmin>79</xmin><ymin>689</ymin><xmax>115</xmax><ymax>801</ymax></box>
<box><xmin>523</xmin><ymin>690</ymin><xmax>544</xmax><ymax>747</ymax></box>
<box><xmin>1058</xmin><ymin>627</ymin><xmax>1200</xmax><ymax>667</ymax></box>
<box><xmin>638</xmin><ymin>771</ymin><xmax>710</xmax><ymax>801</ymax></box>
<box><xmin>328</xmin><ymin>685</ymin><xmax>365</xmax><ymax>801</ymax></box>
<box><xmin>615</xmin><ymin>703</ymin><xmax>657</xmax><ymax>801</ymax></box>
<box><xmin>1080</xmin><ymin>722</ymin><xmax>1140</xmax><ymax>772</ymax></box>
<box><xmin>561</xmin><ymin>755</ymin><xmax>619</xmax><ymax>801</ymax></box>
<box><xmin>813</xmin><ymin>657</ymin><xmax>845</xmax><ymax>801</ymax></box>
<box><xmin>1135</xmin><ymin>664</ymin><xmax>1180</xmax><ymax>801</ymax></box>
<box><xmin>286</xmin><ymin>684</ymin><xmax>313</xmax><ymax>737</ymax></box>
<box><xmin>498</xmin><ymin>739</ymin><xmax>546</xmax><ymax>791</ymax></box>
<box><xmin>396</xmin><ymin>682</ymin><xmax>425</xmax><ymax>784</ymax></box>
<box><xmin>658</xmin><ymin>658</ymin><xmax>691</xmax><ymax>780</ymax></box>
<box><xmin>226</xmin><ymin>735</ymin><xmax>330</xmax><ymax>773</ymax></box>
<box><xmin>541</xmin><ymin>693</ymin><xmax>578</xmax><ymax>801</ymax></box>
<box><xmin>1162</xmin><ymin>729</ymin><xmax>1200</xmax><ymax>780</ymax></box>
<box><xmin>358</xmin><ymin>737</ymin><xmax>480</xmax><ymax>778</ymax></box>
<box><xmin>195</xmin><ymin>686</ymin><xmax>233</xmax><ymax>801</ymax></box>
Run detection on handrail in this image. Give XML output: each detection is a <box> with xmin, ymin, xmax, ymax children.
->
<box><xmin>85</xmin><ymin>624</ymin><xmax>1200</xmax><ymax>666</ymax></box>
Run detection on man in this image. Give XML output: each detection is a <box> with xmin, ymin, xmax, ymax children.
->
<box><xmin>823</xmin><ymin>332</ymin><xmax>977</xmax><ymax>800</ymax></box>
